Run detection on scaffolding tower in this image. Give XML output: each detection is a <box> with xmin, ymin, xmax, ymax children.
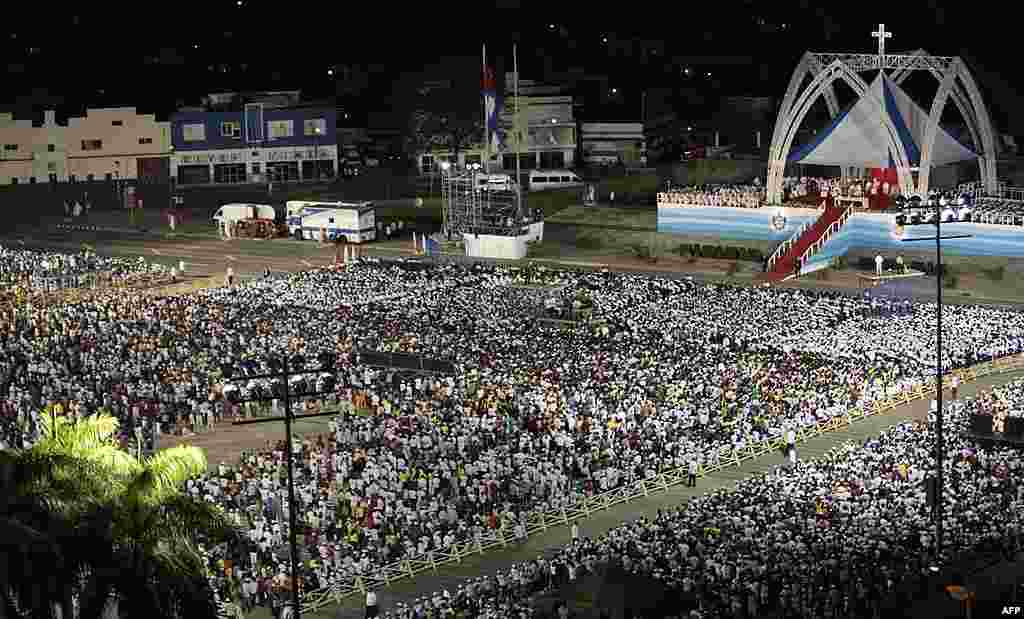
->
<box><xmin>440</xmin><ymin>172</ymin><xmax>532</xmax><ymax>238</ymax></box>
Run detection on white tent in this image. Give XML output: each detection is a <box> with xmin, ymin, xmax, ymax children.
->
<box><xmin>788</xmin><ymin>74</ymin><xmax>977</xmax><ymax>168</ymax></box>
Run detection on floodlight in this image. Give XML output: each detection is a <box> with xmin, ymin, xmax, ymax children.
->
<box><xmin>440</xmin><ymin>161</ymin><xmax>451</xmax><ymax>171</ymax></box>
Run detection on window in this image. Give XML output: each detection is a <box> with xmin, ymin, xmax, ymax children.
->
<box><xmin>86</xmin><ymin>174</ymin><xmax>94</xmax><ymax>181</ymax></box>
<box><xmin>111</xmin><ymin>120</ymin><xmax>123</xmax><ymax>126</ymax></box>
<box><xmin>561</xmin><ymin>176</ymin><xmax>572</xmax><ymax>182</ymax></box>
<box><xmin>3</xmin><ymin>144</ymin><xmax>17</xmax><ymax>151</ymax></box>
<box><xmin>251</xmin><ymin>151</ymin><xmax>260</xmax><ymax>158</ymax></box>
<box><xmin>251</xmin><ymin>163</ymin><xmax>261</xmax><ymax>174</ymax></box>
<box><xmin>328</xmin><ymin>217</ymin><xmax>335</xmax><ymax>224</ymax></box>
<box><xmin>69</xmin><ymin>175</ymin><xmax>77</xmax><ymax>183</ymax></box>
<box><xmin>421</xmin><ymin>155</ymin><xmax>434</xmax><ymax>171</ymax></box>
<box><xmin>267</xmin><ymin>120</ymin><xmax>294</xmax><ymax>139</ymax></box>
<box><xmin>48</xmin><ymin>173</ymin><xmax>58</xmax><ymax>183</ymax></box>
<box><xmin>138</xmin><ymin>137</ymin><xmax>153</xmax><ymax>145</ymax></box>
<box><xmin>47</xmin><ymin>144</ymin><xmax>55</xmax><ymax>152</ymax></box>
<box><xmin>182</xmin><ymin>123</ymin><xmax>206</xmax><ymax>142</ymax></box>
<box><xmin>47</xmin><ymin>162</ymin><xmax>57</xmax><ymax>172</ymax></box>
<box><xmin>29</xmin><ymin>177</ymin><xmax>36</xmax><ymax>184</ymax></box>
<box><xmin>221</xmin><ymin>121</ymin><xmax>241</xmax><ymax>138</ymax></box>
<box><xmin>303</xmin><ymin>118</ymin><xmax>326</xmax><ymax>136</ymax></box>
<box><xmin>81</xmin><ymin>139</ymin><xmax>103</xmax><ymax>151</ymax></box>
<box><xmin>10</xmin><ymin>178</ymin><xmax>17</xmax><ymax>185</ymax></box>
<box><xmin>534</xmin><ymin>177</ymin><xmax>548</xmax><ymax>183</ymax></box>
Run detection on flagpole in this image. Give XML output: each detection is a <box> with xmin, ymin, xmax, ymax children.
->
<box><xmin>483</xmin><ymin>43</ymin><xmax>489</xmax><ymax>174</ymax></box>
<box><xmin>514</xmin><ymin>43</ymin><xmax>521</xmax><ymax>205</ymax></box>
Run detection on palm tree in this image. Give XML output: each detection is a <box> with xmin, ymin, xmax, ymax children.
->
<box><xmin>0</xmin><ymin>412</ymin><xmax>245</xmax><ymax>619</ymax></box>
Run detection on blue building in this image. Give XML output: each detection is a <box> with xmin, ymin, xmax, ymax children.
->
<box><xmin>169</xmin><ymin>103</ymin><xmax>337</xmax><ymax>185</ymax></box>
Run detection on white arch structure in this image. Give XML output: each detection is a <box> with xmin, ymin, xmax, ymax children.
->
<box><xmin>766</xmin><ymin>51</ymin><xmax>999</xmax><ymax>205</ymax></box>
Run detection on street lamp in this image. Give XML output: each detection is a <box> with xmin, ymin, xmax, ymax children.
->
<box><xmin>313</xmin><ymin>126</ymin><xmax>321</xmax><ymax>181</ymax></box>
<box><xmin>901</xmin><ymin>193</ymin><xmax>972</xmax><ymax>569</ymax></box>
<box><xmin>223</xmin><ymin>355</ymin><xmax>339</xmax><ymax>619</ymax></box>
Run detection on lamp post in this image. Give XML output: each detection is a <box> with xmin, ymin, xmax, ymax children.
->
<box><xmin>313</xmin><ymin>126</ymin><xmax>321</xmax><ymax>182</ymax></box>
<box><xmin>440</xmin><ymin>161</ymin><xmax>451</xmax><ymax>239</ymax></box>
<box><xmin>901</xmin><ymin>193</ymin><xmax>972</xmax><ymax>568</ymax></box>
<box><xmin>222</xmin><ymin>354</ymin><xmax>340</xmax><ymax>619</ymax></box>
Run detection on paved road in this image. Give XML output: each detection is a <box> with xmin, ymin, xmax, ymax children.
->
<box><xmin>232</xmin><ymin>369</ymin><xmax>1024</xmax><ymax>619</ymax></box>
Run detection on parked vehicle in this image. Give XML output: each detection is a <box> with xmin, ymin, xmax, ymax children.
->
<box><xmin>288</xmin><ymin>202</ymin><xmax>376</xmax><ymax>243</ymax></box>
<box><xmin>527</xmin><ymin>169</ymin><xmax>584</xmax><ymax>191</ymax></box>
<box><xmin>212</xmin><ymin>204</ymin><xmax>276</xmax><ymax>226</ymax></box>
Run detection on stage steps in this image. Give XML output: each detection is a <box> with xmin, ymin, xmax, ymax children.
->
<box><xmin>763</xmin><ymin>205</ymin><xmax>852</xmax><ymax>283</ymax></box>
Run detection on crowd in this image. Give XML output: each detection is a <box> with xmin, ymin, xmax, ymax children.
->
<box><xmin>4</xmin><ymin>248</ymin><xmax>1024</xmax><ymax>617</ymax></box>
<box><xmin>0</xmin><ymin>244</ymin><xmax>165</xmax><ymax>288</ymax></box>
<box><xmin>658</xmin><ymin>185</ymin><xmax>764</xmax><ymax>208</ymax></box>
<box><xmin>372</xmin><ymin>380</ymin><xmax>1024</xmax><ymax>619</ymax></box>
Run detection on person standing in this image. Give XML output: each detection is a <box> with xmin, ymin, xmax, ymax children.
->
<box><xmin>950</xmin><ymin>374</ymin><xmax>960</xmax><ymax>401</ymax></box>
<box><xmin>571</xmin><ymin>522</ymin><xmax>579</xmax><ymax>542</ymax></box>
<box><xmin>875</xmin><ymin>254</ymin><xmax>884</xmax><ymax>276</ymax></box>
<box><xmin>687</xmin><ymin>457</ymin><xmax>698</xmax><ymax>488</ymax></box>
<box><xmin>226</xmin><ymin>266</ymin><xmax>235</xmax><ymax>287</ymax></box>
<box><xmin>364</xmin><ymin>588</ymin><xmax>378</xmax><ymax>618</ymax></box>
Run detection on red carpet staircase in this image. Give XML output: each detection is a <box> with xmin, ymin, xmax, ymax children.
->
<box><xmin>763</xmin><ymin>205</ymin><xmax>851</xmax><ymax>283</ymax></box>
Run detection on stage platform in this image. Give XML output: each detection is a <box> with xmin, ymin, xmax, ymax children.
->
<box><xmin>856</xmin><ymin>270</ymin><xmax>927</xmax><ymax>284</ymax></box>
<box><xmin>656</xmin><ymin>204</ymin><xmax>1024</xmax><ymax>267</ymax></box>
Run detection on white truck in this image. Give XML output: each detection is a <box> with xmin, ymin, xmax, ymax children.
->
<box><xmin>213</xmin><ymin>203</ymin><xmax>276</xmax><ymax>226</ymax></box>
<box><xmin>288</xmin><ymin>201</ymin><xmax>376</xmax><ymax>243</ymax></box>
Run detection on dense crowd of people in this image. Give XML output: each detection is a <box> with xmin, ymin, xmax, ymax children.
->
<box><xmin>658</xmin><ymin>184</ymin><xmax>764</xmax><ymax>208</ymax></box>
<box><xmin>377</xmin><ymin>382</ymin><xmax>1024</xmax><ymax>618</ymax></box>
<box><xmin>3</xmin><ymin>247</ymin><xmax>1024</xmax><ymax>618</ymax></box>
<box><xmin>0</xmin><ymin>244</ymin><xmax>165</xmax><ymax>288</ymax></box>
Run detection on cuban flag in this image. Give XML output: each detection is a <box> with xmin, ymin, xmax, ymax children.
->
<box><xmin>482</xmin><ymin>58</ymin><xmax>499</xmax><ymax>148</ymax></box>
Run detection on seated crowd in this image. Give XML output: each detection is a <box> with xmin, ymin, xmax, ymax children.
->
<box><xmin>366</xmin><ymin>382</ymin><xmax>1024</xmax><ymax>619</ymax></box>
<box><xmin>971</xmin><ymin>198</ymin><xmax>1024</xmax><ymax>226</ymax></box>
<box><xmin>658</xmin><ymin>184</ymin><xmax>764</xmax><ymax>208</ymax></box>
<box><xmin>3</xmin><ymin>249</ymin><xmax>1024</xmax><ymax>617</ymax></box>
<box><xmin>781</xmin><ymin>177</ymin><xmax>901</xmax><ymax>203</ymax></box>
<box><xmin>0</xmin><ymin>244</ymin><xmax>165</xmax><ymax>288</ymax></box>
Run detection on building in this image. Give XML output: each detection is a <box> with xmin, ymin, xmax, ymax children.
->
<box><xmin>415</xmin><ymin>74</ymin><xmax>578</xmax><ymax>174</ymax></box>
<box><xmin>496</xmin><ymin>73</ymin><xmax>576</xmax><ymax>171</ymax></box>
<box><xmin>66</xmin><ymin>107</ymin><xmax>171</xmax><ymax>183</ymax></box>
<box><xmin>0</xmin><ymin>107</ymin><xmax>170</xmax><ymax>185</ymax></box>
<box><xmin>578</xmin><ymin>122</ymin><xmax>646</xmax><ymax>167</ymax></box>
<box><xmin>169</xmin><ymin>104</ymin><xmax>337</xmax><ymax>185</ymax></box>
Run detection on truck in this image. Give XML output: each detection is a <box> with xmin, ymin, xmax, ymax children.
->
<box><xmin>213</xmin><ymin>203</ymin><xmax>276</xmax><ymax>226</ymax></box>
<box><xmin>288</xmin><ymin>201</ymin><xmax>376</xmax><ymax>243</ymax></box>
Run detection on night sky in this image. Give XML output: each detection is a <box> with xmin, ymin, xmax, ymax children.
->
<box><xmin>2</xmin><ymin>2</ymin><xmax>1020</xmax><ymax>133</ymax></box>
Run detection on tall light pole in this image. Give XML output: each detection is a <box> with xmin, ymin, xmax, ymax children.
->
<box><xmin>901</xmin><ymin>193</ymin><xmax>972</xmax><ymax>566</ymax></box>
<box><xmin>440</xmin><ymin>161</ymin><xmax>451</xmax><ymax>239</ymax></box>
<box><xmin>223</xmin><ymin>354</ymin><xmax>339</xmax><ymax>619</ymax></box>
<box><xmin>314</xmin><ymin>126</ymin><xmax>321</xmax><ymax>182</ymax></box>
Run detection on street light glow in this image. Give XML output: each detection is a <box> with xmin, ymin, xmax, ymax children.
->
<box><xmin>327</xmin><ymin>69</ymin><xmax>333</xmax><ymax>76</ymax></box>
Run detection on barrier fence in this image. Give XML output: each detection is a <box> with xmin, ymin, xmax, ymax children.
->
<box><xmin>242</xmin><ymin>353</ymin><xmax>1024</xmax><ymax>614</ymax></box>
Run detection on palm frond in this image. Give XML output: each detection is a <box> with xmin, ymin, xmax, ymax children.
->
<box><xmin>131</xmin><ymin>446</ymin><xmax>207</xmax><ymax>503</ymax></box>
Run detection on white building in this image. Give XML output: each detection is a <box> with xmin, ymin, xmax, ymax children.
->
<box><xmin>579</xmin><ymin>122</ymin><xmax>647</xmax><ymax>166</ymax></box>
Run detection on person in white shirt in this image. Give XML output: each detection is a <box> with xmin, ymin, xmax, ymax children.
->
<box><xmin>364</xmin><ymin>589</ymin><xmax>378</xmax><ymax>618</ymax></box>
<box><xmin>875</xmin><ymin>254</ymin><xmax>884</xmax><ymax>276</ymax></box>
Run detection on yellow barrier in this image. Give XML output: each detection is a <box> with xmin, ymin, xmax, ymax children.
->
<box><xmin>296</xmin><ymin>352</ymin><xmax>1024</xmax><ymax>613</ymax></box>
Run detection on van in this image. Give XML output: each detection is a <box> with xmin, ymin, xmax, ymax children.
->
<box><xmin>527</xmin><ymin>169</ymin><xmax>583</xmax><ymax>192</ymax></box>
<box><xmin>212</xmin><ymin>203</ymin><xmax>276</xmax><ymax>225</ymax></box>
<box><xmin>475</xmin><ymin>174</ymin><xmax>515</xmax><ymax>192</ymax></box>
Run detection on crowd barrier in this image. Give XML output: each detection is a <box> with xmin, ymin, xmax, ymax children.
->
<box><xmin>250</xmin><ymin>353</ymin><xmax>1024</xmax><ymax>614</ymax></box>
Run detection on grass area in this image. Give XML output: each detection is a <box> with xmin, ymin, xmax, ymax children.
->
<box><xmin>595</xmin><ymin>174</ymin><xmax>660</xmax><ymax>195</ymax></box>
<box><xmin>546</xmin><ymin>205</ymin><xmax>656</xmax><ymax>229</ymax></box>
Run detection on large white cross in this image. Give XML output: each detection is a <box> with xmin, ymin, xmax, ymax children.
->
<box><xmin>872</xmin><ymin>23</ymin><xmax>892</xmax><ymax>63</ymax></box>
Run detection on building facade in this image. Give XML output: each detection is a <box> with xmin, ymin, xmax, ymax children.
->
<box><xmin>497</xmin><ymin>74</ymin><xmax>576</xmax><ymax>172</ymax></box>
<box><xmin>416</xmin><ymin>75</ymin><xmax>577</xmax><ymax>174</ymax></box>
<box><xmin>0</xmin><ymin>107</ymin><xmax>170</xmax><ymax>185</ymax></box>
<box><xmin>579</xmin><ymin>122</ymin><xmax>647</xmax><ymax>166</ymax></box>
<box><xmin>170</xmin><ymin>106</ymin><xmax>337</xmax><ymax>185</ymax></box>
